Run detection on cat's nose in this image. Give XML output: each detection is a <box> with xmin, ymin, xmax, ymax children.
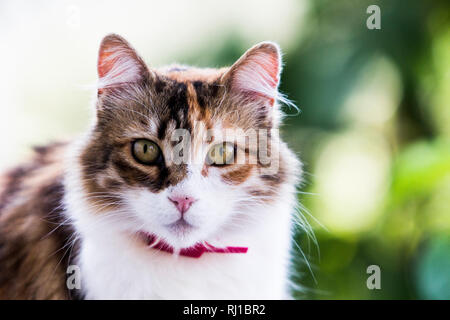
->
<box><xmin>168</xmin><ymin>195</ymin><xmax>196</xmax><ymax>215</ymax></box>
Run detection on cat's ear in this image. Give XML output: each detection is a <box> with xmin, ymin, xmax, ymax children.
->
<box><xmin>222</xmin><ymin>42</ymin><xmax>282</xmax><ymax>107</ymax></box>
<box><xmin>97</xmin><ymin>34</ymin><xmax>150</xmax><ymax>92</ymax></box>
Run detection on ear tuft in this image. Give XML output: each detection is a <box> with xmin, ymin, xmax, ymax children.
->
<box><xmin>97</xmin><ymin>34</ymin><xmax>148</xmax><ymax>90</ymax></box>
<box><xmin>223</xmin><ymin>42</ymin><xmax>282</xmax><ymax>106</ymax></box>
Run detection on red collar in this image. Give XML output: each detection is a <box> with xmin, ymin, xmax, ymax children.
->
<box><xmin>144</xmin><ymin>233</ymin><xmax>248</xmax><ymax>258</ymax></box>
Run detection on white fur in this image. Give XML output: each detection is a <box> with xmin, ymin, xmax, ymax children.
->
<box><xmin>63</xmin><ymin>134</ymin><xmax>298</xmax><ymax>299</ymax></box>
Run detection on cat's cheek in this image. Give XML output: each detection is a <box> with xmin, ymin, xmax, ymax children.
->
<box><xmin>122</xmin><ymin>189</ymin><xmax>165</xmax><ymax>226</ymax></box>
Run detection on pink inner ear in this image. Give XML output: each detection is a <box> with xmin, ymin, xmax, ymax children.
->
<box><xmin>232</xmin><ymin>50</ymin><xmax>280</xmax><ymax>106</ymax></box>
<box><xmin>97</xmin><ymin>44</ymin><xmax>143</xmax><ymax>90</ymax></box>
<box><xmin>98</xmin><ymin>50</ymin><xmax>116</xmax><ymax>79</ymax></box>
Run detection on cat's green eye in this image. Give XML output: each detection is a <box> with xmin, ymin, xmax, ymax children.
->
<box><xmin>132</xmin><ymin>139</ymin><xmax>161</xmax><ymax>165</ymax></box>
<box><xmin>206</xmin><ymin>142</ymin><xmax>235</xmax><ymax>166</ymax></box>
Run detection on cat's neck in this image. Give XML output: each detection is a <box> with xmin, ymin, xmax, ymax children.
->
<box><xmin>69</xmin><ymin>194</ymin><xmax>295</xmax><ymax>299</ymax></box>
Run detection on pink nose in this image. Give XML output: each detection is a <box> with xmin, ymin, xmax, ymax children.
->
<box><xmin>168</xmin><ymin>195</ymin><xmax>196</xmax><ymax>215</ymax></box>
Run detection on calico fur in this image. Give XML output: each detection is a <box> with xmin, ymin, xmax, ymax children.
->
<box><xmin>0</xmin><ymin>143</ymin><xmax>80</xmax><ymax>299</ymax></box>
<box><xmin>0</xmin><ymin>34</ymin><xmax>301</xmax><ymax>299</ymax></box>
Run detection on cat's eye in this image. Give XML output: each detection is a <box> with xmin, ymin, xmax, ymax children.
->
<box><xmin>132</xmin><ymin>139</ymin><xmax>161</xmax><ymax>165</ymax></box>
<box><xmin>206</xmin><ymin>142</ymin><xmax>235</xmax><ymax>166</ymax></box>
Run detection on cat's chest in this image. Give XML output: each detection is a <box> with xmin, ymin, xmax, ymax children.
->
<box><xmin>78</xmin><ymin>225</ymin><xmax>291</xmax><ymax>299</ymax></box>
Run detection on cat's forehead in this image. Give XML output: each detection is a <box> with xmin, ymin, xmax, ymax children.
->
<box><xmin>142</xmin><ymin>67</ymin><xmax>229</xmax><ymax>139</ymax></box>
<box><xmin>156</xmin><ymin>65</ymin><xmax>228</xmax><ymax>83</ymax></box>
<box><xmin>99</xmin><ymin>64</ymin><xmax>271</xmax><ymax>141</ymax></box>
<box><xmin>152</xmin><ymin>66</ymin><xmax>225</xmax><ymax>111</ymax></box>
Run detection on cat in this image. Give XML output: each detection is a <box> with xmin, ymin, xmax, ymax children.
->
<box><xmin>0</xmin><ymin>34</ymin><xmax>301</xmax><ymax>299</ymax></box>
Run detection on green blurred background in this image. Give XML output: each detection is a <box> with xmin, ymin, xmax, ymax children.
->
<box><xmin>1</xmin><ymin>0</ymin><xmax>449</xmax><ymax>299</ymax></box>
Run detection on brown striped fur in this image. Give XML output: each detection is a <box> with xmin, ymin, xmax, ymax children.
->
<box><xmin>0</xmin><ymin>143</ymin><xmax>78</xmax><ymax>299</ymax></box>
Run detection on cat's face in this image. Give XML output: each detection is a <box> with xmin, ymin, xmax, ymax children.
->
<box><xmin>78</xmin><ymin>34</ymin><xmax>296</xmax><ymax>250</ymax></box>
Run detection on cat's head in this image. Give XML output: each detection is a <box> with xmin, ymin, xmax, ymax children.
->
<box><xmin>75</xmin><ymin>34</ymin><xmax>299</xmax><ymax>250</ymax></box>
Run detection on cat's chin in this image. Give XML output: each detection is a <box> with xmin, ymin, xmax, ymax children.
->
<box><xmin>139</xmin><ymin>231</ymin><xmax>201</xmax><ymax>252</ymax></box>
<box><xmin>165</xmin><ymin>218</ymin><xmax>196</xmax><ymax>235</ymax></box>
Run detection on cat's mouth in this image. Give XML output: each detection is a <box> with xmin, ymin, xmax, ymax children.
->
<box><xmin>166</xmin><ymin>218</ymin><xmax>195</xmax><ymax>234</ymax></box>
